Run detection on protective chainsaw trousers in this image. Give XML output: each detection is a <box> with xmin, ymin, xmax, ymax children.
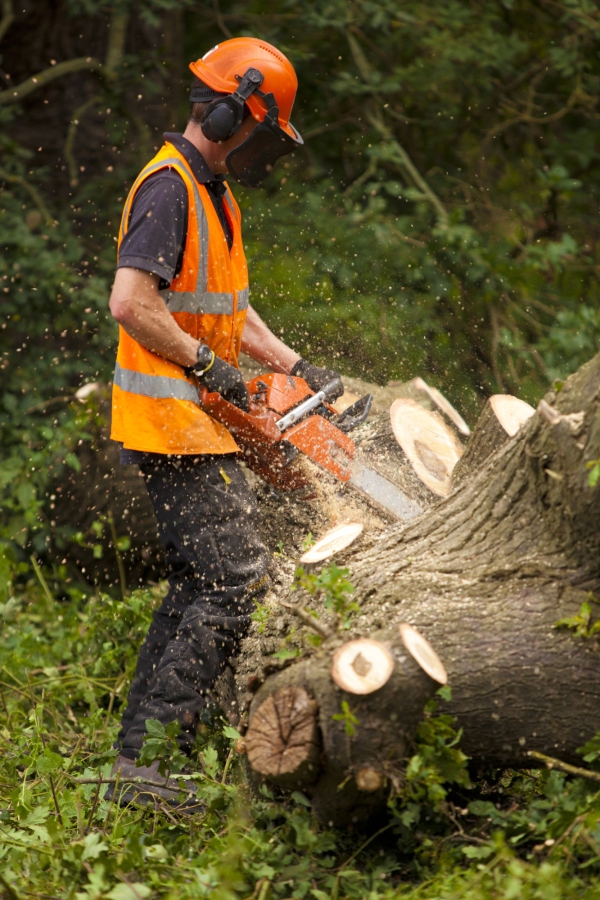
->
<box><xmin>117</xmin><ymin>454</ymin><xmax>270</xmax><ymax>757</ymax></box>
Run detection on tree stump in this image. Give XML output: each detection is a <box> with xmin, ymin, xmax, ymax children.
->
<box><xmin>452</xmin><ymin>394</ymin><xmax>534</xmax><ymax>487</ymax></box>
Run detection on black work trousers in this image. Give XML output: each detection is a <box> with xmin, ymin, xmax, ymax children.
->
<box><xmin>117</xmin><ymin>454</ymin><xmax>269</xmax><ymax>757</ymax></box>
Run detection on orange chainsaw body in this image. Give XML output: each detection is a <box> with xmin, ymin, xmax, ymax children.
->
<box><xmin>199</xmin><ymin>373</ymin><xmax>355</xmax><ymax>491</ymax></box>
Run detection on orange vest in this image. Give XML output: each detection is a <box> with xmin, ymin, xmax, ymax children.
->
<box><xmin>110</xmin><ymin>142</ymin><xmax>248</xmax><ymax>455</ymax></box>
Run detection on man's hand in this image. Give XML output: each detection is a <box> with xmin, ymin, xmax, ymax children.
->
<box><xmin>196</xmin><ymin>354</ymin><xmax>250</xmax><ymax>411</ymax></box>
<box><xmin>291</xmin><ymin>359</ymin><xmax>344</xmax><ymax>401</ymax></box>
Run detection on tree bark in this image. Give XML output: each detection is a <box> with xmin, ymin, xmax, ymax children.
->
<box><xmin>236</xmin><ymin>353</ymin><xmax>600</xmax><ymax>824</ymax></box>
<box><xmin>452</xmin><ymin>394</ymin><xmax>534</xmax><ymax>486</ymax></box>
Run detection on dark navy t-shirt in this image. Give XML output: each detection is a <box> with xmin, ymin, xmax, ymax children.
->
<box><xmin>117</xmin><ymin>133</ymin><xmax>234</xmax><ymax>465</ymax></box>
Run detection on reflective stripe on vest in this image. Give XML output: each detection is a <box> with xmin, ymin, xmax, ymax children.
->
<box><xmin>155</xmin><ymin>178</ymin><xmax>248</xmax><ymax>315</ymax></box>
<box><xmin>114</xmin><ymin>362</ymin><xmax>199</xmax><ymax>405</ymax></box>
<box><xmin>237</xmin><ymin>286</ymin><xmax>249</xmax><ymax>310</ymax></box>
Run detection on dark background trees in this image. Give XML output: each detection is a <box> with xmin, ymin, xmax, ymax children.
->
<box><xmin>3</xmin><ymin>0</ymin><xmax>600</xmax><ymax>570</ymax></box>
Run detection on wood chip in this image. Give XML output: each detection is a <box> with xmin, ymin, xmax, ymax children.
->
<box><xmin>398</xmin><ymin>622</ymin><xmax>448</xmax><ymax>684</ymax></box>
<box><xmin>300</xmin><ymin>522</ymin><xmax>364</xmax><ymax>564</ymax></box>
<box><xmin>389</xmin><ymin>399</ymin><xmax>464</xmax><ymax>496</ymax></box>
<box><xmin>331</xmin><ymin>638</ymin><xmax>395</xmax><ymax>694</ymax></box>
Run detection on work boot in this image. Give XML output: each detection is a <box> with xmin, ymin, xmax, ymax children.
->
<box><xmin>105</xmin><ymin>754</ymin><xmax>204</xmax><ymax>815</ymax></box>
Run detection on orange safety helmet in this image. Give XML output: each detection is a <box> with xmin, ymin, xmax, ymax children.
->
<box><xmin>190</xmin><ymin>37</ymin><xmax>299</xmax><ymax>140</ymax></box>
<box><xmin>189</xmin><ymin>38</ymin><xmax>303</xmax><ymax>188</ymax></box>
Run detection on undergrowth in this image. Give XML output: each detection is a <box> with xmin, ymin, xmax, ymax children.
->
<box><xmin>1</xmin><ymin>567</ymin><xmax>600</xmax><ymax>899</ymax></box>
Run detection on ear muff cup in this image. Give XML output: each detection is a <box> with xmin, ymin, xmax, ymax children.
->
<box><xmin>201</xmin><ymin>96</ymin><xmax>244</xmax><ymax>143</ymax></box>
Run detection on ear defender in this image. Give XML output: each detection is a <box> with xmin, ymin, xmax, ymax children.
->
<box><xmin>197</xmin><ymin>68</ymin><xmax>265</xmax><ymax>144</ymax></box>
<box><xmin>200</xmin><ymin>96</ymin><xmax>244</xmax><ymax>143</ymax></box>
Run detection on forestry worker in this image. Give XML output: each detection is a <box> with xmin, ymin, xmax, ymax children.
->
<box><xmin>107</xmin><ymin>37</ymin><xmax>344</xmax><ymax>810</ymax></box>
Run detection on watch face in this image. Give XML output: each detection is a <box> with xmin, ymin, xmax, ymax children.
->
<box><xmin>197</xmin><ymin>344</ymin><xmax>212</xmax><ymax>367</ymax></box>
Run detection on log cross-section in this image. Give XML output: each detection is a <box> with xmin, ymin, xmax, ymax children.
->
<box><xmin>245</xmin><ymin>687</ymin><xmax>321</xmax><ymax>789</ymax></box>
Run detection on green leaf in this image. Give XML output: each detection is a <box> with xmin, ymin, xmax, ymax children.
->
<box><xmin>462</xmin><ymin>844</ymin><xmax>495</xmax><ymax>859</ymax></box>
<box><xmin>81</xmin><ymin>832</ymin><xmax>109</xmax><ymax>861</ymax></box>
<box><xmin>105</xmin><ymin>885</ymin><xmax>151</xmax><ymax>900</ymax></box>
<box><xmin>202</xmin><ymin>746</ymin><xmax>220</xmax><ymax>780</ymax></box>
<box><xmin>223</xmin><ymin>724</ymin><xmax>242</xmax><ymax>741</ymax></box>
<box><xmin>436</xmin><ymin>684</ymin><xmax>452</xmax><ymax>702</ymax></box>
<box><xmin>587</xmin><ymin>461</ymin><xmax>600</xmax><ymax>488</ymax></box>
<box><xmin>271</xmin><ymin>647</ymin><xmax>302</xmax><ymax>661</ymax></box>
<box><xmin>64</xmin><ymin>452</ymin><xmax>81</xmax><ymax>472</ymax></box>
<box><xmin>36</xmin><ymin>750</ymin><xmax>64</xmax><ymax>775</ymax></box>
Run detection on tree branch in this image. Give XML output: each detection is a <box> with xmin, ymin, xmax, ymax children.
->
<box><xmin>345</xmin><ymin>29</ymin><xmax>448</xmax><ymax>229</ymax></box>
<box><xmin>368</xmin><ymin>110</ymin><xmax>449</xmax><ymax>228</ymax></box>
<box><xmin>278</xmin><ymin>599</ymin><xmax>333</xmax><ymax>639</ymax></box>
<box><xmin>0</xmin><ymin>166</ymin><xmax>53</xmax><ymax>224</ymax></box>
<box><xmin>64</xmin><ymin>96</ymin><xmax>100</xmax><ymax>187</ymax></box>
<box><xmin>105</xmin><ymin>10</ymin><xmax>129</xmax><ymax>75</ymax></box>
<box><xmin>212</xmin><ymin>0</ymin><xmax>233</xmax><ymax>39</ymax></box>
<box><xmin>0</xmin><ymin>56</ymin><xmax>103</xmax><ymax>106</ymax></box>
<box><xmin>528</xmin><ymin>750</ymin><xmax>600</xmax><ymax>783</ymax></box>
<box><xmin>0</xmin><ymin>0</ymin><xmax>14</xmax><ymax>44</ymax></box>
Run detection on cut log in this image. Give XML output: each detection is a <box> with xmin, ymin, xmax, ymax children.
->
<box><xmin>389</xmin><ymin>399</ymin><xmax>464</xmax><ymax>497</ymax></box>
<box><xmin>398</xmin><ymin>623</ymin><xmax>447</xmax><ymax>685</ymax></box>
<box><xmin>355</xmin><ymin>767</ymin><xmax>383</xmax><ymax>792</ymax></box>
<box><xmin>351</xmin><ymin>410</ymin><xmax>440</xmax><ymax>512</ymax></box>
<box><xmin>331</xmin><ymin>639</ymin><xmax>395</xmax><ymax>694</ymax></box>
<box><xmin>244</xmin><ymin>687</ymin><xmax>321</xmax><ymax>789</ymax></box>
<box><xmin>300</xmin><ymin>522</ymin><xmax>364</xmax><ymax>564</ymax></box>
<box><xmin>411</xmin><ymin>377</ymin><xmax>471</xmax><ymax>437</ymax></box>
<box><xmin>244</xmin><ymin>626</ymin><xmax>438</xmax><ymax>826</ymax></box>
<box><xmin>452</xmin><ymin>394</ymin><xmax>535</xmax><ymax>486</ymax></box>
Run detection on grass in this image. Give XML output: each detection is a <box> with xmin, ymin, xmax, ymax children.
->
<box><xmin>0</xmin><ymin>569</ymin><xmax>599</xmax><ymax>899</ymax></box>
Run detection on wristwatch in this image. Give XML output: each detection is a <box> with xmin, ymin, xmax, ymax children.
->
<box><xmin>185</xmin><ymin>343</ymin><xmax>214</xmax><ymax>377</ymax></box>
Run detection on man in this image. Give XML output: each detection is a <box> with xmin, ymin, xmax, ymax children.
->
<box><xmin>108</xmin><ymin>37</ymin><xmax>343</xmax><ymax>809</ymax></box>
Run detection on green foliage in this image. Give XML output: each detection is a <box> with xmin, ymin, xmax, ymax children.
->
<box><xmin>332</xmin><ymin>700</ymin><xmax>359</xmax><ymax>737</ymax></box>
<box><xmin>587</xmin><ymin>458</ymin><xmax>600</xmax><ymax>488</ymax></box>
<box><xmin>137</xmin><ymin>718</ymin><xmax>187</xmax><ymax>776</ymax></box>
<box><xmin>293</xmin><ymin>563</ymin><xmax>359</xmax><ymax>629</ymax></box>
<box><xmin>555</xmin><ymin>594</ymin><xmax>600</xmax><ymax>638</ymax></box>
<box><xmin>250</xmin><ymin>598</ymin><xmax>271</xmax><ymax>634</ymax></box>
<box><xmin>1</xmin><ymin>573</ymin><xmax>600</xmax><ymax>897</ymax></box>
<box><xmin>580</xmin><ymin>733</ymin><xmax>600</xmax><ymax>770</ymax></box>
<box><xmin>394</xmin><ymin>687</ymin><xmax>471</xmax><ymax>831</ymax></box>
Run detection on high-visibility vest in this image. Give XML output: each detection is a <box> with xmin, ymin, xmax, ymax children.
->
<box><xmin>110</xmin><ymin>141</ymin><xmax>249</xmax><ymax>455</ymax></box>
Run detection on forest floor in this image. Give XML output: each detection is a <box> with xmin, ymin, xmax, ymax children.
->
<box><xmin>1</xmin><ymin>557</ymin><xmax>600</xmax><ymax>899</ymax></box>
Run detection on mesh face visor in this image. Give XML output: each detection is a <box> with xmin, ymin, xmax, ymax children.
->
<box><xmin>225</xmin><ymin>110</ymin><xmax>303</xmax><ymax>188</ymax></box>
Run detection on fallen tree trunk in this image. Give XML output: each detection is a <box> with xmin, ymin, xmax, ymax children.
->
<box><xmin>234</xmin><ymin>353</ymin><xmax>600</xmax><ymax>825</ymax></box>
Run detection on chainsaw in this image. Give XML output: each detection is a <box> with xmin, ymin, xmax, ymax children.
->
<box><xmin>199</xmin><ymin>373</ymin><xmax>422</xmax><ymax>521</ymax></box>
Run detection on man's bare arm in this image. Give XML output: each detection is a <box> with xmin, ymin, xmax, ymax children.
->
<box><xmin>110</xmin><ymin>270</ymin><xmax>301</xmax><ymax>374</ymax></box>
<box><xmin>109</xmin><ymin>267</ymin><xmax>199</xmax><ymax>368</ymax></box>
<box><xmin>241</xmin><ymin>305</ymin><xmax>301</xmax><ymax>374</ymax></box>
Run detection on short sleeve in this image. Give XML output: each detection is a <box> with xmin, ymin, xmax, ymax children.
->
<box><xmin>117</xmin><ymin>170</ymin><xmax>188</xmax><ymax>289</ymax></box>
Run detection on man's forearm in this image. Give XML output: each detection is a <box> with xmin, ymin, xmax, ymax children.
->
<box><xmin>241</xmin><ymin>305</ymin><xmax>301</xmax><ymax>374</ymax></box>
<box><xmin>110</xmin><ymin>267</ymin><xmax>199</xmax><ymax>369</ymax></box>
